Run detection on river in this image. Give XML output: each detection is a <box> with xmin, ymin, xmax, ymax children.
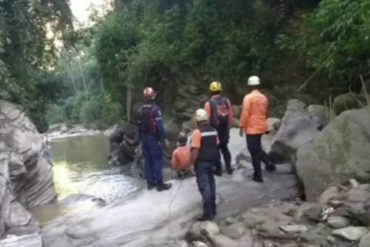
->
<box><xmin>31</xmin><ymin>134</ymin><xmax>141</xmax><ymax>225</ymax></box>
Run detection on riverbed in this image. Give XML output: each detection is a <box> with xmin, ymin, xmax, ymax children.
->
<box><xmin>31</xmin><ymin>134</ymin><xmax>141</xmax><ymax>224</ymax></box>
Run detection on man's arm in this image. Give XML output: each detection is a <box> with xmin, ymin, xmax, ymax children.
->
<box><xmin>239</xmin><ymin>96</ymin><xmax>250</xmax><ymax>136</ymax></box>
<box><xmin>188</xmin><ymin>129</ymin><xmax>201</xmax><ymax>169</ymax></box>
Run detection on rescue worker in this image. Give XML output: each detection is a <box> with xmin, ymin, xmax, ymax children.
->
<box><xmin>171</xmin><ymin>133</ymin><xmax>192</xmax><ymax>178</ymax></box>
<box><xmin>137</xmin><ymin>87</ymin><xmax>172</xmax><ymax>191</ymax></box>
<box><xmin>204</xmin><ymin>81</ymin><xmax>233</xmax><ymax>175</ymax></box>
<box><xmin>239</xmin><ymin>76</ymin><xmax>276</xmax><ymax>183</ymax></box>
<box><xmin>190</xmin><ymin>109</ymin><xmax>219</xmax><ymax>221</ymax></box>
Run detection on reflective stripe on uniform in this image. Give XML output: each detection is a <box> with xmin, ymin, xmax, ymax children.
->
<box><xmin>201</xmin><ymin>131</ymin><xmax>217</xmax><ymax>137</ymax></box>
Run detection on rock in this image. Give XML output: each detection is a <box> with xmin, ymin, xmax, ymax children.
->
<box><xmin>6</xmin><ymin>199</ymin><xmax>39</xmax><ymax>235</ymax></box>
<box><xmin>327</xmin><ymin>216</ymin><xmax>350</xmax><ymax>229</ymax></box>
<box><xmin>359</xmin><ymin>233</ymin><xmax>370</xmax><ymax>247</ymax></box>
<box><xmin>0</xmin><ymin>100</ymin><xmax>55</xmax><ymax>239</ymax></box>
<box><xmin>319</xmin><ymin>186</ymin><xmax>341</xmax><ymax>205</ymax></box>
<box><xmin>303</xmin><ymin>205</ymin><xmax>322</xmax><ymax>222</ymax></box>
<box><xmin>307</xmin><ymin>104</ymin><xmax>329</xmax><ymax>126</ymax></box>
<box><xmin>108</xmin><ymin>123</ymin><xmax>140</xmax><ymax>166</ymax></box>
<box><xmin>190</xmin><ymin>221</ymin><xmax>220</xmax><ymax>237</ymax></box>
<box><xmin>220</xmin><ymin>222</ymin><xmax>246</xmax><ymax>239</ymax></box>
<box><xmin>280</xmin><ymin>225</ymin><xmax>308</xmax><ymax>233</ymax></box>
<box><xmin>0</xmin><ymin>234</ymin><xmax>42</xmax><ymax>247</ymax></box>
<box><xmin>296</xmin><ymin>107</ymin><xmax>370</xmax><ymax>201</ymax></box>
<box><xmin>225</xmin><ymin>217</ymin><xmax>238</xmax><ymax>225</ymax></box>
<box><xmin>332</xmin><ymin>227</ymin><xmax>369</xmax><ymax>241</ymax></box>
<box><xmin>0</xmin><ymin>153</ymin><xmax>11</xmax><ymax>236</ymax></box>
<box><xmin>267</xmin><ymin>118</ymin><xmax>281</xmax><ymax>133</ymax></box>
<box><xmin>269</xmin><ymin>99</ymin><xmax>326</xmax><ymax>163</ymax></box>
<box><xmin>295</xmin><ymin>203</ymin><xmax>322</xmax><ymax>223</ymax></box>
<box><xmin>333</xmin><ymin>93</ymin><xmax>367</xmax><ymax>116</ymax></box>
<box><xmin>345</xmin><ymin>188</ymin><xmax>370</xmax><ymax>203</ymax></box>
<box><xmin>213</xmin><ymin>234</ymin><xmax>238</xmax><ymax>247</ymax></box>
<box><xmin>341</xmin><ymin>187</ymin><xmax>370</xmax><ymax>226</ymax></box>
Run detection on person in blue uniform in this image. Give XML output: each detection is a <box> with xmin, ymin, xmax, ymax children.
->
<box><xmin>137</xmin><ymin>87</ymin><xmax>172</xmax><ymax>191</ymax></box>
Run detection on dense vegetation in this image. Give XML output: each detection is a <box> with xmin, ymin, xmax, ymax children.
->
<box><xmin>0</xmin><ymin>0</ymin><xmax>369</xmax><ymax>130</ymax></box>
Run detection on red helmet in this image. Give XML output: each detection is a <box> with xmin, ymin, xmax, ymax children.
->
<box><xmin>143</xmin><ymin>87</ymin><xmax>157</xmax><ymax>99</ymax></box>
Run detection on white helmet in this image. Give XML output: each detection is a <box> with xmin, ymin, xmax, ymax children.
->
<box><xmin>247</xmin><ymin>75</ymin><xmax>261</xmax><ymax>86</ymax></box>
<box><xmin>194</xmin><ymin>109</ymin><xmax>208</xmax><ymax>122</ymax></box>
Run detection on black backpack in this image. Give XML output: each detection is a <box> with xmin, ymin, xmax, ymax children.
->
<box><xmin>138</xmin><ymin>104</ymin><xmax>156</xmax><ymax>134</ymax></box>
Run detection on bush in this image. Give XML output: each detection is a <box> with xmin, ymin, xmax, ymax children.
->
<box><xmin>79</xmin><ymin>97</ymin><xmax>103</xmax><ymax>126</ymax></box>
<box><xmin>46</xmin><ymin>104</ymin><xmax>66</xmax><ymax>125</ymax></box>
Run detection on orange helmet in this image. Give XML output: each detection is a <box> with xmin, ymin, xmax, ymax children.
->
<box><xmin>143</xmin><ymin>87</ymin><xmax>157</xmax><ymax>99</ymax></box>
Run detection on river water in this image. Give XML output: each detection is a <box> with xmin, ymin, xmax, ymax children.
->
<box><xmin>31</xmin><ymin>134</ymin><xmax>141</xmax><ymax>224</ymax></box>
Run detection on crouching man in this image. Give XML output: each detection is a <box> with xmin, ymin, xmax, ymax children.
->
<box><xmin>189</xmin><ymin>109</ymin><xmax>219</xmax><ymax>221</ymax></box>
<box><xmin>171</xmin><ymin>134</ymin><xmax>192</xmax><ymax>179</ymax></box>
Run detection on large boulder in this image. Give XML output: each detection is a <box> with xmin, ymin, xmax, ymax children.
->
<box><xmin>296</xmin><ymin>107</ymin><xmax>370</xmax><ymax>201</ymax></box>
<box><xmin>0</xmin><ymin>100</ymin><xmax>56</xmax><ymax>239</ymax></box>
<box><xmin>269</xmin><ymin>99</ymin><xmax>327</xmax><ymax>163</ymax></box>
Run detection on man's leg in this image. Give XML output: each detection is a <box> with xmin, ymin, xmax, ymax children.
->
<box><xmin>219</xmin><ymin>141</ymin><xmax>232</xmax><ymax>174</ymax></box>
<box><xmin>195</xmin><ymin>163</ymin><xmax>215</xmax><ymax>220</ymax></box>
<box><xmin>142</xmin><ymin>136</ymin><xmax>155</xmax><ymax>189</ymax></box>
<box><xmin>149</xmin><ymin>138</ymin><xmax>171</xmax><ymax>191</ymax></box>
<box><xmin>246</xmin><ymin>134</ymin><xmax>263</xmax><ymax>182</ymax></box>
<box><xmin>208</xmin><ymin>164</ymin><xmax>217</xmax><ymax>217</ymax></box>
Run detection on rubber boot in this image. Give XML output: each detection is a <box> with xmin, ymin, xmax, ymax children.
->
<box><xmin>147</xmin><ymin>182</ymin><xmax>156</xmax><ymax>190</ymax></box>
<box><xmin>157</xmin><ymin>182</ymin><xmax>172</xmax><ymax>192</ymax></box>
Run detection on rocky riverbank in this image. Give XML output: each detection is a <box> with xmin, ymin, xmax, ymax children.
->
<box><xmin>185</xmin><ymin>179</ymin><xmax>370</xmax><ymax>247</ymax></box>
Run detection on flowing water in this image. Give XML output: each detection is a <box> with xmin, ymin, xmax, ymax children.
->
<box><xmin>31</xmin><ymin>134</ymin><xmax>142</xmax><ymax>225</ymax></box>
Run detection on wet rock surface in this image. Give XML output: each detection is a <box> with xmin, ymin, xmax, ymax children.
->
<box><xmin>0</xmin><ymin>100</ymin><xmax>56</xmax><ymax>242</ymax></box>
<box><xmin>42</xmin><ymin>129</ymin><xmax>299</xmax><ymax>247</ymax></box>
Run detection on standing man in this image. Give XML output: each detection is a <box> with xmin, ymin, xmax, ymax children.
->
<box><xmin>137</xmin><ymin>87</ymin><xmax>171</xmax><ymax>191</ymax></box>
<box><xmin>205</xmin><ymin>81</ymin><xmax>233</xmax><ymax>175</ymax></box>
<box><xmin>239</xmin><ymin>76</ymin><xmax>275</xmax><ymax>183</ymax></box>
<box><xmin>190</xmin><ymin>109</ymin><xmax>219</xmax><ymax>221</ymax></box>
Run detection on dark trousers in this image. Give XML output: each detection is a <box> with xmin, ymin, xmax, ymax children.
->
<box><xmin>141</xmin><ymin>134</ymin><xmax>163</xmax><ymax>185</ymax></box>
<box><xmin>215</xmin><ymin>141</ymin><xmax>232</xmax><ymax>173</ymax></box>
<box><xmin>246</xmin><ymin>134</ymin><xmax>272</xmax><ymax>180</ymax></box>
<box><xmin>215</xmin><ymin>128</ymin><xmax>232</xmax><ymax>173</ymax></box>
<box><xmin>195</xmin><ymin>161</ymin><xmax>216</xmax><ymax>218</ymax></box>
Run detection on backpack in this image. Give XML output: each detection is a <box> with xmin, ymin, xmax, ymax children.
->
<box><xmin>138</xmin><ymin>104</ymin><xmax>156</xmax><ymax>134</ymax></box>
<box><xmin>208</xmin><ymin>96</ymin><xmax>230</xmax><ymax>129</ymax></box>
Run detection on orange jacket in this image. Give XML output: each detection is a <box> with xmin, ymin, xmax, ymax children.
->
<box><xmin>204</xmin><ymin>94</ymin><xmax>233</xmax><ymax>128</ymax></box>
<box><xmin>239</xmin><ymin>90</ymin><xmax>268</xmax><ymax>135</ymax></box>
<box><xmin>171</xmin><ymin>146</ymin><xmax>191</xmax><ymax>170</ymax></box>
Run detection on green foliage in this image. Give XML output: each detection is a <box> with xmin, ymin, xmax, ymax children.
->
<box><xmin>0</xmin><ymin>0</ymin><xmax>72</xmax><ymax>131</ymax></box>
<box><xmin>278</xmin><ymin>0</ymin><xmax>370</xmax><ymax>82</ymax></box>
<box><xmin>46</xmin><ymin>104</ymin><xmax>67</xmax><ymax>125</ymax></box>
<box><xmin>95</xmin><ymin>0</ymin><xmax>282</xmax><ymax>106</ymax></box>
<box><xmin>79</xmin><ymin>97</ymin><xmax>103</xmax><ymax>126</ymax></box>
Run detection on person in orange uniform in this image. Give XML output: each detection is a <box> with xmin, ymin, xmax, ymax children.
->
<box><xmin>239</xmin><ymin>76</ymin><xmax>275</xmax><ymax>183</ymax></box>
<box><xmin>205</xmin><ymin>81</ymin><xmax>234</xmax><ymax>175</ymax></box>
<box><xmin>190</xmin><ymin>109</ymin><xmax>219</xmax><ymax>221</ymax></box>
<box><xmin>171</xmin><ymin>134</ymin><xmax>192</xmax><ymax>178</ymax></box>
